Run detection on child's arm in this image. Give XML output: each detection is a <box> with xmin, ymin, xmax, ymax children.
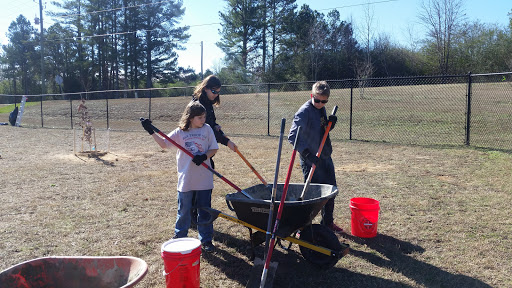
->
<box><xmin>227</xmin><ymin>140</ymin><xmax>236</xmax><ymax>152</ymax></box>
<box><xmin>152</xmin><ymin>134</ymin><xmax>167</xmax><ymax>149</ymax></box>
<box><xmin>192</xmin><ymin>148</ymin><xmax>218</xmax><ymax>166</ymax></box>
<box><xmin>141</xmin><ymin>118</ymin><xmax>168</xmax><ymax>149</ymax></box>
<box><xmin>206</xmin><ymin>148</ymin><xmax>218</xmax><ymax>159</ymax></box>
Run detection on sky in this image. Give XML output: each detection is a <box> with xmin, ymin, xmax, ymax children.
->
<box><xmin>0</xmin><ymin>0</ymin><xmax>510</xmax><ymax>73</ymax></box>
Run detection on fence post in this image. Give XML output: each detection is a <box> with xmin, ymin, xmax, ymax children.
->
<box><xmin>465</xmin><ymin>72</ymin><xmax>472</xmax><ymax>146</ymax></box>
<box><xmin>40</xmin><ymin>95</ymin><xmax>44</xmax><ymax>128</ymax></box>
<box><xmin>69</xmin><ymin>94</ymin><xmax>73</xmax><ymax>129</ymax></box>
<box><xmin>267</xmin><ymin>83</ymin><xmax>271</xmax><ymax>136</ymax></box>
<box><xmin>349</xmin><ymin>79</ymin><xmax>354</xmax><ymax>140</ymax></box>
<box><xmin>148</xmin><ymin>89</ymin><xmax>152</xmax><ymax>120</ymax></box>
<box><xmin>106</xmin><ymin>92</ymin><xmax>110</xmax><ymax>129</ymax></box>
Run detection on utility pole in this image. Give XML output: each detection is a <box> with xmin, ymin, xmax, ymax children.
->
<box><xmin>39</xmin><ymin>0</ymin><xmax>45</xmax><ymax>94</ymax></box>
<box><xmin>201</xmin><ymin>41</ymin><xmax>203</xmax><ymax>79</ymax></box>
<box><xmin>39</xmin><ymin>0</ymin><xmax>45</xmax><ymax>128</ymax></box>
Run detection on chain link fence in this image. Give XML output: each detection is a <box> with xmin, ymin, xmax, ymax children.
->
<box><xmin>2</xmin><ymin>72</ymin><xmax>511</xmax><ymax>151</ymax></box>
<box><xmin>467</xmin><ymin>73</ymin><xmax>512</xmax><ymax>150</ymax></box>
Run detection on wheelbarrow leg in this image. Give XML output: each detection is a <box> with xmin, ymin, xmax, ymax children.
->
<box><xmin>248</xmin><ymin>230</ymin><xmax>267</xmax><ymax>261</ymax></box>
<box><xmin>248</xmin><ymin>228</ymin><xmax>256</xmax><ymax>261</ymax></box>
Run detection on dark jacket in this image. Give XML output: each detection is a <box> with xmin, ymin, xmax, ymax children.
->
<box><xmin>198</xmin><ymin>96</ymin><xmax>230</xmax><ymax>146</ymax></box>
<box><xmin>9</xmin><ymin>106</ymin><xmax>18</xmax><ymax>126</ymax></box>
<box><xmin>288</xmin><ymin>99</ymin><xmax>332</xmax><ymax>159</ymax></box>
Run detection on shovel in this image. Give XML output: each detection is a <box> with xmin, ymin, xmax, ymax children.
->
<box><xmin>259</xmin><ymin>126</ymin><xmax>300</xmax><ymax>288</ymax></box>
<box><xmin>263</xmin><ymin>118</ymin><xmax>286</xmax><ymax>258</ymax></box>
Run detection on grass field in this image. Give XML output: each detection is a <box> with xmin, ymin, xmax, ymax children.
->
<box><xmin>1</xmin><ymin>82</ymin><xmax>511</xmax><ymax>287</ymax></box>
<box><xmin>1</xmin><ymin>123</ymin><xmax>511</xmax><ymax>287</ymax></box>
<box><xmin>0</xmin><ymin>102</ymin><xmax>39</xmax><ymax>114</ymax></box>
<box><xmin>3</xmin><ymin>81</ymin><xmax>511</xmax><ymax>151</ymax></box>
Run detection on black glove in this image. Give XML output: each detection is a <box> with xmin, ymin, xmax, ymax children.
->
<box><xmin>192</xmin><ymin>154</ymin><xmax>208</xmax><ymax>166</ymax></box>
<box><xmin>141</xmin><ymin>118</ymin><xmax>154</xmax><ymax>135</ymax></box>
<box><xmin>302</xmin><ymin>149</ymin><xmax>319</xmax><ymax>166</ymax></box>
<box><xmin>328</xmin><ymin>115</ymin><xmax>337</xmax><ymax>130</ymax></box>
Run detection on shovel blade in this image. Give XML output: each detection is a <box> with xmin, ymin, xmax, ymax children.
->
<box><xmin>245</xmin><ymin>257</ymin><xmax>278</xmax><ymax>288</ymax></box>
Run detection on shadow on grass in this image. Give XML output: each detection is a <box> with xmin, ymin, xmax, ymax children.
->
<box><xmin>344</xmin><ymin>233</ymin><xmax>492</xmax><ymax>288</ymax></box>
<box><xmin>204</xmin><ymin>230</ymin><xmax>413</xmax><ymax>287</ymax></box>
<box><xmin>205</xmin><ymin>230</ymin><xmax>492</xmax><ymax>287</ymax></box>
<box><xmin>201</xmin><ymin>230</ymin><xmax>255</xmax><ymax>287</ymax></box>
<box><xmin>75</xmin><ymin>151</ymin><xmax>115</xmax><ymax>166</ymax></box>
<box><xmin>270</xmin><ymin>247</ymin><xmax>411</xmax><ymax>288</ymax></box>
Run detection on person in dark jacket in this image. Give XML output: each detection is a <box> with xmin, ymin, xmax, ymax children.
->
<box><xmin>193</xmin><ymin>75</ymin><xmax>237</xmax><ymax>160</ymax></box>
<box><xmin>288</xmin><ymin>80</ymin><xmax>343</xmax><ymax>234</ymax></box>
<box><xmin>9</xmin><ymin>105</ymin><xmax>18</xmax><ymax>126</ymax></box>
<box><xmin>191</xmin><ymin>75</ymin><xmax>237</xmax><ymax>227</ymax></box>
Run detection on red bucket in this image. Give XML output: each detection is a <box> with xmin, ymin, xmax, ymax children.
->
<box><xmin>161</xmin><ymin>238</ymin><xmax>201</xmax><ymax>288</ymax></box>
<box><xmin>350</xmin><ymin>197</ymin><xmax>380</xmax><ymax>238</ymax></box>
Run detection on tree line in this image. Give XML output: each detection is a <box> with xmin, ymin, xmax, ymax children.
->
<box><xmin>1</xmin><ymin>0</ymin><xmax>511</xmax><ymax>97</ymax></box>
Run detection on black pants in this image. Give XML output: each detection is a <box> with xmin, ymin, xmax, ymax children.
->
<box><xmin>300</xmin><ymin>156</ymin><xmax>337</xmax><ymax>226</ymax></box>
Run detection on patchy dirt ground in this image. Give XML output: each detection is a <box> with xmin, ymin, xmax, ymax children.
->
<box><xmin>1</xmin><ymin>125</ymin><xmax>511</xmax><ymax>287</ymax></box>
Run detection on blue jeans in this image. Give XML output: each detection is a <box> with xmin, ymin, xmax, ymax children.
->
<box><xmin>300</xmin><ymin>156</ymin><xmax>337</xmax><ymax>226</ymax></box>
<box><xmin>174</xmin><ymin>190</ymin><xmax>213</xmax><ymax>243</ymax></box>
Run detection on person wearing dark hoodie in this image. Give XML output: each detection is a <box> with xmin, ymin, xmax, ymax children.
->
<box><xmin>192</xmin><ymin>75</ymin><xmax>237</xmax><ymax>169</ymax></box>
<box><xmin>191</xmin><ymin>75</ymin><xmax>237</xmax><ymax>227</ymax></box>
<box><xmin>288</xmin><ymin>80</ymin><xmax>343</xmax><ymax>234</ymax></box>
<box><xmin>9</xmin><ymin>105</ymin><xmax>18</xmax><ymax>126</ymax></box>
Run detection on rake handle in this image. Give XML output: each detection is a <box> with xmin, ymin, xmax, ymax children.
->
<box><xmin>263</xmin><ymin>118</ymin><xmax>286</xmax><ymax>262</ymax></box>
<box><xmin>260</xmin><ymin>126</ymin><xmax>300</xmax><ymax>288</ymax></box>
<box><xmin>235</xmin><ymin>147</ymin><xmax>268</xmax><ymax>185</ymax></box>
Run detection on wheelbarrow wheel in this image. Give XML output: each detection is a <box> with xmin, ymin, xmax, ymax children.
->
<box><xmin>299</xmin><ymin>224</ymin><xmax>342</xmax><ymax>269</ymax></box>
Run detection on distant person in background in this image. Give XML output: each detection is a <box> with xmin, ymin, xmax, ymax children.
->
<box><xmin>287</xmin><ymin>80</ymin><xmax>343</xmax><ymax>234</ymax></box>
<box><xmin>141</xmin><ymin>101</ymin><xmax>218</xmax><ymax>252</ymax></box>
<box><xmin>9</xmin><ymin>105</ymin><xmax>18</xmax><ymax>126</ymax></box>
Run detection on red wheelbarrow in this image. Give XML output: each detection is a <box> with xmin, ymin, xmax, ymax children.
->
<box><xmin>0</xmin><ymin>256</ymin><xmax>148</xmax><ymax>288</ymax></box>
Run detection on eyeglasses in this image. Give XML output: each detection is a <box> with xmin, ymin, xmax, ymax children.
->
<box><xmin>210</xmin><ymin>89</ymin><xmax>220</xmax><ymax>95</ymax></box>
<box><xmin>313</xmin><ymin>97</ymin><xmax>328</xmax><ymax>104</ymax></box>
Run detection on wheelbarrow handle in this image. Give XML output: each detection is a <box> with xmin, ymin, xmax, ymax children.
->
<box><xmin>196</xmin><ymin>207</ymin><xmax>222</xmax><ymax>226</ymax></box>
<box><xmin>204</xmin><ymin>207</ymin><xmax>350</xmax><ymax>259</ymax></box>
<box><xmin>225</xmin><ymin>199</ymin><xmax>236</xmax><ymax>212</ymax></box>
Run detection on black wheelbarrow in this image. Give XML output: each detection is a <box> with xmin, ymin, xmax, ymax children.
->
<box><xmin>204</xmin><ymin>183</ymin><xmax>349</xmax><ymax>268</ymax></box>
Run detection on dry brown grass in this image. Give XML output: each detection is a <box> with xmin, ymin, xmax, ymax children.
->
<box><xmin>1</xmin><ymin>122</ymin><xmax>511</xmax><ymax>287</ymax></box>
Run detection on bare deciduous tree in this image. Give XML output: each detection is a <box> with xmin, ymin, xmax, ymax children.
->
<box><xmin>419</xmin><ymin>0</ymin><xmax>466</xmax><ymax>74</ymax></box>
<box><xmin>356</xmin><ymin>0</ymin><xmax>375</xmax><ymax>98</ymax></box>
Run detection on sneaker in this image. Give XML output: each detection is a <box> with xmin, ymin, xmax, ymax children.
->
<box><xmin>328</xmin><ymin>223</ymin><xmax>344</xmax><ymax>234</ymax></box>
<box><xmin>202</xmin><ymin>241</ymin><xmax>215</xmax><ymax>253</ymax></box>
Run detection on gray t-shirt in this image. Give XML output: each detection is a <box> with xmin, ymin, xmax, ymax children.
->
<box><xmin>165</xmin><ymin>124</ymin><xmax>219</xmax><ymax>192</ymax></box>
